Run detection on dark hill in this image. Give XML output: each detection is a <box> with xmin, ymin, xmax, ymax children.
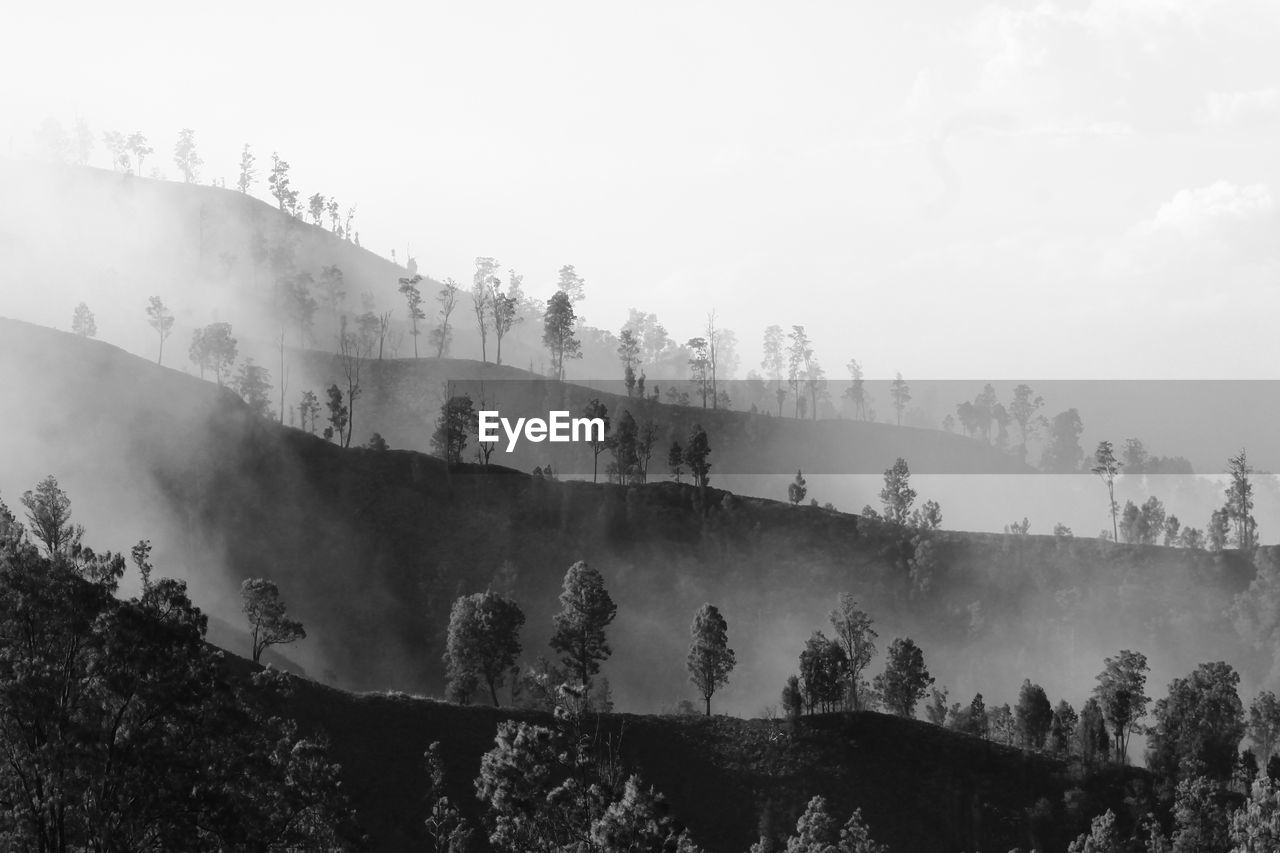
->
<box><xmin>271</xmin><ymin>668</ymin><xmax>1144</xmax><ymax>853</ymax></box>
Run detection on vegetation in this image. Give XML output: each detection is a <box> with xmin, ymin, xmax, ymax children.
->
<box><xmin>0</xmin><ymin>484</ymin><xmax>351</xmax><ymax>849</ymax></box>
<box><xmin>550</xmin><ymin>561</ymin><xmax>617</xmax><ymax>693</ymax></box>
<box><xmin>444</xmin><ymin>590</ymin><xmax>525</xmax><ymax>705</ymax></box>
<box><xmin>240</xmin><ymin>577</ymin><xmax>306</xmax><ymax>664</ymax></box>
<box><xmin>687</xmin><ymin>604</ymin><xmax>736</xmax><ymax>716</ymax></box>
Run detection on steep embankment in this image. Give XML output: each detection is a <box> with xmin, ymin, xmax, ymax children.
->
<box><xmin>1</xmin><ymin>317</ymin><xmax>1268</xmax><ymax>719</ymax></box>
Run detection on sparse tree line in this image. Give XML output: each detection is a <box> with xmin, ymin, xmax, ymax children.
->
<box><xmin>84</xmin><ymin>289</ymin><xmax>391</xmax><ymax>449</ymax></box>
<box><xmin>770</xmin><ymin>586</ymin><xmax>1280</xmax><ymax>853</ymax></box>
<box><xmin>436</xmin><ymin>565</ymin><xmax>894</xmax><ymax>851</ymax></box>
<box><xmin>34</xmin><ymin>119</ymin><xmax>364</xmax><ymax>244</ymax></box>
<box><xmin>1092</xmin><ymin>442</ymin><xmax>1258</xmax><ymax>551</ymax></box>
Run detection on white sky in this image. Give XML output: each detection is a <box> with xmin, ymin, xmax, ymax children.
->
<box><xmin>3</xmin><ymin>0</ymin><xmax>1279</xmax><ymax>378</ymax></box>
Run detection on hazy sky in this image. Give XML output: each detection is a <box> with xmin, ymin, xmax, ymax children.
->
<box><xmin>4</xmin><ymin>0</ymin><xmax>1279</xmax><ymax>379</ymax></box>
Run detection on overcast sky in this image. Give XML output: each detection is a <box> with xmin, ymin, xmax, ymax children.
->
<box><xmin>3</xmin><ymin>0</ymin><xmax>1278</xmax><ymax>379</ymax></box>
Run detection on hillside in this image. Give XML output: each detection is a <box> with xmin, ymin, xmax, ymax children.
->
<box><xmin>290</xmin><ymin>350</ymin><xmax>1029</xmax><ymax>476</ymax></box>
<box><xmin>1</xmin><ymin>317</ymin><xmax>1270</xmax><ymax>720</ymax></box>
<box><xmin>274</xmin><ymin>670</ymin><xmax>1145</xmax><ymax>853</ymax></box>
<box><xmin>5</xmin><ymin>160</ymin><xmax>1279</xmax><ymax>477</ymax></box>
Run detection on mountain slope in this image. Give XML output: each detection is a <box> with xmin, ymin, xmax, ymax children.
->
<box><xmin>0</xmin><ymin>317</ymin><xmax>1267</xmax><ymax>720</ymax></box>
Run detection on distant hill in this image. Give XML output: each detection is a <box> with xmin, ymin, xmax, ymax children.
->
<box><xmin>1</xmin><ymin>317</ymin><xmax>1270</xmax><ymax>724</ymax></box>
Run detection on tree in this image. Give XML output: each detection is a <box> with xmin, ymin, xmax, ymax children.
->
<box><xmin>1009</xmin><ymin>383</ymin><xmax>1044</xmax><ymax>459</ymax></box>
<box><xmin>235</xmin><ymin>359</ymin><xmax>272</xmax><ymax>418</ymax></box>
<box><xmin>471</xmin><ymin>257</ymin><xmax>499</xmax><ymax>362</ymax></box>
<box><xmin>1230</xmin><ymin>776</ymin><xmax>1280</xmax><ymax>849</ymax></box>
<box><xmin>1067</xmin><ymin>810</ymin><xmax>1121</xmax><ymax>853</ymax></box>
<box><xmin>145</xmin><ymin>296</ymin><xmax>174</xmax><ymax>365</ymax></box>
<box><xmin>1095</xmin><ymin>649</ymin><xmax>1150</xmax><ymax>763</ymax></box>
<box><xmin>829</xmin><ymin>594</ymin><xmax>877</xmax><ymax>711</ymax></box>
<box><xmin>618</xmin><ymin>329</ymin><xmax>641</xmax><ymax>394</ymax></box>
<box><xmin>71</xmin><ymin>302</ymin><xmax>96</xmax><ymax>337</ymax></box>
<box><xmin>103</xmin><ymin>129</ymin><xmax>129</xmax><ymax>171</ymax></box>
<box><xmin>318</xmin><ymin>264</ymin><xmax>346</xmax><ymax>315</ymax></box>
<box><xmin>399</xmin><ymin>274</ymin><xmax>426</xmax><ymax>358</ymax></box>
<box><xmin>324</xmin><ymin>384</ymin><xmax>347</xmax><ymax>443</ymax></box>
<box><xmin>582</xmin><ymin>399</ymin><xmax>610</xmax><ymax>483</ymax></box>
<box><xmin>889</xmin><ymin>373</ymin><xmax>910</xmax><ymax>425</ymax></box>
<box><xmin>267</xmin><ymin>152</ymin><xmax>298</xmax><ymax>213</ymax></box>
<box><xmin>1041</xmin><ymin>409</ymin><xmax>1085</xmax><ymax>473</ymax></box>
<box><xmin>799</xmin><ymin>632</ymin><xmax>848</xmax><ymax>714</ymax></box>
<box><xmin>687</xmin><ymin>604</ymin><xmax>735</xmax><ymax>715</ymax></box>
<box><xmin>491</xmin><ymin>273</ymin><xmax>521</xmax><ymax>366</ymax></box>
<box><xmin>874</xmin><ymin>637</ymin><xmax>933</xmax><ymax>718</ymax></box>
<box><xmin>336</xmin><ymin>316</ymin><xmax>365</xmax><ymax>447</ymax></box>
<box><xmin>782</xmin><ymin>675</ymin><xmax>804</xmax><ymax>719</ymax></box>
<box><xmin>687</xmin><ymin>337</ymin><xmax>711</xmax><ymax>407</ymax></box>
<box><xmin>1209</xmin><ymin>507</ymin><xmax>1231</xmax><ymax>551</ymax></box>
<box><xmin>590</xmin><ymin>775</ymin><xmax>701</xmax><ymax>853</ymax></box>
<box><xmin>280</xmin><ymin>271</ymin><xmax>318</xmax><ymax>347</ymax></box>
<box><xmin>786</xmin><ymin>795</ymin><xmax>840</xmax><ymax>851</ymax></box>
<box><xmin>549</xmin><ymin>561</ymin><xmax>617</xmax><ymax>691</ymax></box>
<box><xmin>1049</xmin><ymin>700</ymin><xmax>1078</xmax><ymax>755</ymax></box>
<box><xmin>1147</xmin><ymin>661</ymin><xmax>1245</xmax><ymax>783</ymax></box>
<box><xmin>668</xmin><ymin>441</ymin><xmax>684</xmax><ymax>483</ymax></box>
<box><xmin>423</xmin><ymin>741</ymin><xmax>476</xmax><ymax>852</ymax></box>
<box><xmin>636</xmin><ymin>420</ymin><xmax>658</xmax><ymax>482</ymax></box>
<box><xmin>1249</xmin><ymin>691</ymin><xmax>1280</xmax><ymax>767</ymax></box>
<box><xmin>237</xmin><ymin>143</ymin><xmax>256</xmax><ymax>193</ymax></box>
<box><xmin>910</xmin><ymin>499</ymin><xmax>943</xmax><ymax>531</ymax></box>
<box><xmin>298</xmin><ymin>390</ymin><xmax>320</xmax><ymax>434</ymax></box>
<box><xmin>684</xmin><ymin>424</ymin><xmax>711</xmax><ymax>490</ymax></box>
<box><xmin>1091</xmin><ymin>441</ymin><xmax>1122</xmax><ymax>542</ymax></box>
<box><xmin>1077</xmin><ymin>697</ymin><xmax>1110</xmax><ymax>764</ymax></box>
<box><xmin>543</xmin><ymin>291</ymin><xmax>581</xmax><ymax>381</ymax></box>
<box><xmin>804</xmin><ymin>358</ymin><xmax>826</xmax><ymax>421</ymax></box>
<box><xmin>172</xmin><ymin>128</ymin><xmax>201</xmax><ymax>183</ymax></box>
<box><xmin>557</xmin><ymin>264</ymin><xmax>586</xmax><ymax>303</ymax></box>
<box><xmin>444</xmin><ymin>591</ymin><xmax>525</xmax><ymax>705</ymax></box>
<box><xmin>786</xmin><ymin>326</ymin><xmax>811</xmax><ymax>418</ymax></box>
<box><xmin>433</xmin><ymin>278</ymin><xmax>460</xmax><ymax>358</ymax></box>
<box><xmin>433</xmin><ymin>394</ymin><xmax>475</xmax><ymax>464</ymax></box>
<box><xmin>879</xmin><ymin>457</ymin><xmax>916</xmax><ymax>525</ymax></box>
<box><xmin>126</xmin><ymin>131</ymin><xmax>152</xmax><ymax>176</ymax></box>
<box><xmin>1015</xmin><ymin>679</ymin><xmax>1053</xmax><ymax>750</ymax></box>
<box><xmin>307</xmin><ymin>193</ymin><xmax>326</xmax><ymax>226</ymax></box>
<box><xmin>611</xmin><ymin>410</ymin><xmax>639</xmax><ymax>483</ymax></box>
<box><xmin>239</xmin><ymin>578</ymin><xmax>305</xmax><ymax>664</ymax></box>
<box><xmin>841</xmin><ymin>359</ymin><xmax>868</xmax><ymax>421</ymax></box>
<box><xmin>21</xmin><ymin>476</ymin><xmax>83</xmax><ymax>560</ymax></box>
<box><xmin>188</xmin><ymin>322</ymin><xmax>238</xmax><ymax>385</ymax></box>
<box><xmin>788</xmin><ymin>470</ymin><xmax>807</xmax><ymax>506</ymax></box>
<box><xmin>1226</xmin><ymin>450</ymin><xmax>1258</xmax><ymax>551</ymax></box>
